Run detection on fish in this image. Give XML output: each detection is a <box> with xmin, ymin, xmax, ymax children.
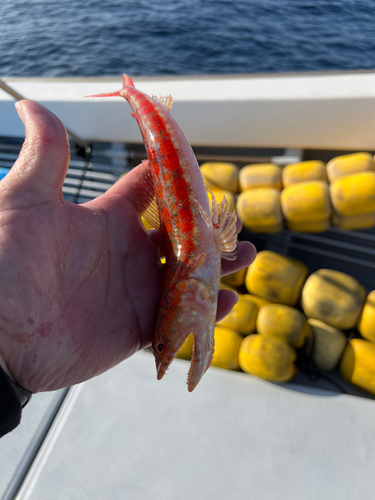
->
<box><xmin>89</xmin><ymin>74</ymin><xmax>238</xmax><ymax>391</ymax></box>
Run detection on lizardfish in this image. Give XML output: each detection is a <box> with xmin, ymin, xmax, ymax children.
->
<box><xmin>90</xmin><ymin>74</ymin><xmax>238</xmax><ymax>391</ymax></box>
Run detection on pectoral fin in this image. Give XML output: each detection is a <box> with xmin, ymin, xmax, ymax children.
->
<box><xmin>187</xmin><ymin>253</ymin><xmax>208</xmax><ymax>273</ymax></box>
<box><xmin>141</xmin><ymin>195</ymin><xmax>161</xmax><ymax>231</ymax></box>
<box><xmin>197</xmin><ymin>189</ymin><xmax>238</xmax><ymax>261</ymax></box>
<box><xmin>128</xmin><ymin>160</ymin><xmax>161</xmax><ymax>230</ymax></box>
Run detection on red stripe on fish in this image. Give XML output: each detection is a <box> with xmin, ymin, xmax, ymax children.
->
<box><xmin>127</xmin><ymin>90</ymin><xmax>196</xmax><ymax>260</ymax></box>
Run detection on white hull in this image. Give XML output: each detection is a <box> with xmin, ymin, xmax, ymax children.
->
<box><xmin>2</xmin><ymin>70</ymin><xmax>375</xmax><ymax>150</ymax></box>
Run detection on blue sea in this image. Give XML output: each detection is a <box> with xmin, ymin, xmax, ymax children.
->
<box><xmin>1</xmin><ymin>0</ymin><xmax>375</xmax><ymax>77</ymax></box>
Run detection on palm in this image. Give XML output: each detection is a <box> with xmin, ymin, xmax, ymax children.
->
<box><xmin>0</xmin><ymin>101</ymin><xmax>255</xmax><ymax>393</ymax></box>
<box><xmin>0</xmin><ymin>175</ymin><xmax>162</xmax><ymax>392</ymax></box>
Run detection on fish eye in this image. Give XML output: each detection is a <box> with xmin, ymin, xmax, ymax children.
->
<box><xmin>156</xmin><ymin>342</ymin><xmax>165</xmax><ymax>353</ymax></box>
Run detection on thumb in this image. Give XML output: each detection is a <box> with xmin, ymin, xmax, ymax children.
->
<box><xmin>5</xmin><ymin>100</ymin><xmax>71</xmax><ymax>201</ymax></box>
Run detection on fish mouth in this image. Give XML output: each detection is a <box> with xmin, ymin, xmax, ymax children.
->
<box><xmin>153</xmin><ymin>330</ymin><xmax>194</xmax><ymax>381</ymax></box>
<box><xmin>187</xmin><ymin>332</ymin><xmax>215</xmax><ymax>392</ymax></box>
<box><xmin>155</xmin><ymin>344</ymin><xmax>211</xmax><ymax>390</ymax></box>
<box><xmin>156</xmin><ymin>365</ymin><xmax>166</xmax><ymax>380</ymax></box>
<box><xmin>186</xmin><ymin>356</ymin><xmax>209</xmax><ymax>392</ymax></box>
<box><xmin>155</xmin><ymin>356</ymin><xmax>173</xmax><ymax>381</ymax></box>
<box><xmin>153</xmin><ymin>345</ymin><xmax>175</xmax><ymax>381</ymax></box>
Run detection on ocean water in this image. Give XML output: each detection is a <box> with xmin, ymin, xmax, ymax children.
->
<box><xmin>1</xmin><ymin>0</ymin><xmax>375</xmax><ymax>77</ymax></box>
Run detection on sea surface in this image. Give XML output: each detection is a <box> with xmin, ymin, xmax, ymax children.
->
<box><xmin>1</xmin><ymin>0</ymin><xmax>375</xmax><ymax>77</ymax></box>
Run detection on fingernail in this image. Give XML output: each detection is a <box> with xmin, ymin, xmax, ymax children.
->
<box><xmin>15</xmin><ymin>101</ymin><xmax>26</xmax><ymax>123</ymax></box>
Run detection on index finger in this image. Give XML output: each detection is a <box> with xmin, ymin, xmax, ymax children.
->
<box><xmin>221</xmin><ymin>240</ymin><xmax>257</xmax><ymax>277</ymax></box>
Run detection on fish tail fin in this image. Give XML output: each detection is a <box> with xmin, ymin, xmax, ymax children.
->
<box><xmin>85</xmin><ymin>74</ymin><xmax>135</xmax><ymax>98</ymax></box>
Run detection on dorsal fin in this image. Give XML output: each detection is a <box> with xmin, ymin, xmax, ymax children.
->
<box><xmin>152</xmin><ymin>95</ymin><xmax>174</xmax><ymax>112</ymax></box>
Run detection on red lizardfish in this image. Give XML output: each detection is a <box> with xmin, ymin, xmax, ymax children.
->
<box><xmin>90</xmin><ymin>74</ymin><xmax>238</xmax><ymax>391</ymax></box>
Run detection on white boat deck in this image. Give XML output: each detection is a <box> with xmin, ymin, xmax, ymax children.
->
<box><xmin>4</xmin><ymin>351</ymin><xmax>375</xmax><ymax>500</ymax></box>
<box><xmin>0</xmin><ymin>390</ymin><xmax>67</xmax><ymax>500</ymax></box>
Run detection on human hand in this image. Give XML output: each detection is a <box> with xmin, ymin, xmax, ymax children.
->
<box><xmin>0</xmin><ymin>101</ymin><xmax>256</xmax><ymax>393</ymax></box>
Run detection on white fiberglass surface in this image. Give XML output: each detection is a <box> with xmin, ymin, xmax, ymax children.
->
<box><xmin>16</xmin><ymin>350</ymin><xmax>375</xmax><ymax>500</ymax></box>
<box><xmin>0</xmin><ymin>390</ymin><xmax>67</xmax><ymax>500</ymax></box>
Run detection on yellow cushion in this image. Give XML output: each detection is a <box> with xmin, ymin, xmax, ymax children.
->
<box><xmin>212</xmin><ymin>327</ymin><xmax>243</xmax><ymax>370</ymax></box>
<box><xmin>236</xmin><ymin>188</ymin><xmax>283</xmax><ymax>232</ymax></box>
<box><xmin>304</xmin><ymin>319</ymin><xmax>347</xmax><ymax>371</ymax></box>
<box><xmin>282</xmin><ymin>160</ymin><xmax>327</xmax><ymax>187</ymax></box>
<box><xmin>257</xmin><ymin>304</ymin><xmax>310</xmax><ymax>348</ymax></box>
<box><xmin>330</xmin><ymin>172</ymin><xmax>375</xmax><ymax>216</ymax></box>
<box><xmin>340</xmin><ymin>339</ymin><xmax>375</xmax><ymax>395</ymax></box>
<box><xmin>332</xmin><ymin>211</ymin><xmax>375</xmax><ymax>230</ymax></box>
<box><xmin>245</xmin><ymin>250</ymin><xmax>309</xmax><ymax>306</ymax></box>
<box><xmin>239</xmin><ymin>334</ymin><xmax>297</xmax><ymax>382</ymax></box>
<box><xmin>245</xmin><ymin>221</ymin><xmax>284</xmax><ymax>234</ymax></box>
<box><xmin>246</xmin><ymin>294</ymin><xmax>271</xmax><ymax>310</ymax></box>
<box><xmin>327</xmin><ymin>152</ymin><xmax>375</xmax><ymax>182</ymax></box>
<box><xmin>176</xmin><ymin>333</ymin><xmax>194</xmax><ymax>360</ymax></box>
<box><xmin>207</xmin><ymin>187</ymin><xmax>236</xmax><ymax>212</ymax></box>
<box><xmin>239</xmin><ymin>164</ymin><xmax>282</xmax><ymax>191</ymax></box>
<box><xmin>217</xmin><ymin>294</ymin><xmax>258</xmax><ymax>334</ymax></box>
<box><xmin>281</xmin><ymin>180</ymin><xmax>331</xmax><ymax>223</ymax></box>
<box><xmin>357</xmin><ymin>290</ymin><xmax>375</xmax><ymax>342</ymax></box>
<box><xmin>243</xmin><ymin>221</ymin><xmax>284</xmax><ymax>234</ymax></box>
<box><xmin>200</xmin><ymin>162</ymin><xmax>239</xmax><ymax>193</ymax></box>
<box><xmin>302</xmin><ymin>269</ymin><xmax>366</xmax><ymax>330</ymax></box>
<box><xmin>219</xmin><ymin>281</ymin><xmax>237</xmax><ymax>291</ymax></box>
<box><xmin>221</xmin><ymin>267</ymin><xmax>247</xmax><ymax>288</ymax></box>
<box><xmin>286</xmin><ymin>218</ymin><xmax>330</xmax><ymax>233</ymax></box>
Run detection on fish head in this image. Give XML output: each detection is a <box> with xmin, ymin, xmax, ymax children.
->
<box><xmin>152</xmin><ymin>277</ymin><xmax>217</xmax><ymax>391</ymax></box>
